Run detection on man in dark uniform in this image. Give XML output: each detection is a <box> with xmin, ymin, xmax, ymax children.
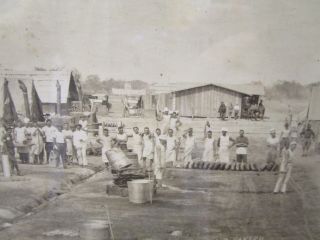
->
<box><xmin>218</xmin><ymin>102</ymin><xmax>227</xmax><ymax>120</ymax></box>
<box><xmin>300</xmin><ymin>123</ymin><xmax>315</xmax><ymax>157</ymax></box>
<box><xmin>2</xmin><ymin>127</ymin><xmax>21</xmax><ymax>176</ymax></box>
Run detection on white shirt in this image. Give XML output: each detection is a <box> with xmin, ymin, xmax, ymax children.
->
<box><xmin>99</xmin><ymin>135</ymin><xmax>112</xmax><ymax>150</ymax></box>
<box><xmin>62</xmin><ymin>130</ymin><xmax>73</xmax><ymax>139</ymax></box>
<box><xmin>73</xmin><ymin>130</ymin><xmax>87</xmax><ymax>147</ymax></box>
<box><xmin>132</xmin><ymin>133</ymin><xmax>142</xmax><ymax>146</ymax></box>
<box><xmin>116</xmin><ymin>133</ymin><xmax>128</xmax><ymax>142</ymax></box>
<box><xmin>14</xmin><ymin>127</ymin><xmax>27</xmax><ymax>143</ymax></box>
<box><xmin>42</xmin><ymin>126</ymin><xmax>58</xmax><ymax>143</ymax></box>
<box><xmin>54</xmin><ymin>131</ymin><xmax>65</xmax><ymax>144</ymax></box>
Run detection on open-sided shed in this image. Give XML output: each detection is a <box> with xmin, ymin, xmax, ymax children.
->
<box><xmin>0</xmin><ymin>70</ymin><xmax>82</xmax><ymax>116</ymax></box>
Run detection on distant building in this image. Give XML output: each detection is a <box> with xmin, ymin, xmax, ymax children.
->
<box><xmin>151</xmin><ymin>82</ymin><xmax>265</xmax><ymax>118</ymax></box>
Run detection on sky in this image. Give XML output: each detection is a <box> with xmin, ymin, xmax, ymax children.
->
<box><xmin>0</xmin><ymin>0</ymin><xmax>320</xmax><ymax>85</ymax></box>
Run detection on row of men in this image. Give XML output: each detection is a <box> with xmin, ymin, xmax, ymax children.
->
<box><xmin>0</xmin><ymin>119</ymin><xmax>89</xmax><ymax>175</ymax></box>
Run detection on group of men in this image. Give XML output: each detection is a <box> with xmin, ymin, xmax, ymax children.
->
<box><xmin>218</xmin><ymin>102</ymin><xmax>241</xmax><ymax>120</ymax></box>
<box><xmin>0</xmin><ymin>118</ymin><xmax>89</xmax><ymax>175</ymax></box>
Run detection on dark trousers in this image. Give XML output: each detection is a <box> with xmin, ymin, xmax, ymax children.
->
<box><xmin>45</xmin><ymin>142</ymin><xmax>54</xmax><ymax>163</ymax></box>
<box><xmin>34</xmin><ymin>150</ymin><xmax>44</xmax><ymax>164</ymax></box>
<box><xmin>236</xmin><ymin>154</ymin><xmax>247</xmax><ymax>163</ymax></box>
<box><xmin>56</xmin><ymin>143</ymin><xmax>66</xmax><ymax>168</ymax></box>
<box><xmin>19</xmin><ymin>153</ymin><xmax>29</xmax><ymax>164</ymax></box>
<box><xmin>8</xmin><ymin>149</ymin><xmax>20</xmax><ymax>173</ymax></box>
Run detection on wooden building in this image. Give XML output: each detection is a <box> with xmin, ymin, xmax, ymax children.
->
<box><xmin>0</xmin><ymin>70</ymin><xmax>82</xmax><ymax>116</ymax></box>
<box><xmin>151</xmin><ymin>82</ymin><xmax>265</xmax><ymax>118</ymax></box>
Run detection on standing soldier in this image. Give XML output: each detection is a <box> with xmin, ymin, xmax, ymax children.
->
<box><xmin>73</xmin><ymin>124</ymin><xmax>88</xmax><ymax>167</ymax></box>
<box><xmin>217</xmin><ymin>128</ymin><xmax>235</xmax><ymax>164</ymax></box>
<box><xmin>202</xmin><ymin>129</ymin><xmax>216</xmax><ymax>162</ymax></box>
<box><xmin>233</xmin><ymin>129</ymin><xmax>249</xmax><ymax>163</ymax></box>
<box><xmin>132</xmin><ymin>127</ymin><xmax>143</xmax><ymax>167</ymax></box>
<box><xmin>228</xmin><ymin>103</ymin><xmax>234</xmax><ymax>119</ymax></box>
<box><xmin>218</xmin><ymin>102</ymin><xmax>227</xmax><ymax>120</ymax></box>
<box><xmin>142</xmin><ymin>127</ymin><xmax>154</xmax><ymax>174</ymax></box>
<box><xmin>2</xmin><ymin>127</ymin><xmax>21</xmax><ymax>176</ymax></box>
<box><xmin>181</xmin><ymin>128</ymin><xmax>196</xmax><ymax>165</ymax></box>
<box><xmin>274</xmin><ymin>141</ymin><xmax>297</xmax><ymax>193</ymax></box>
<box><xmin>264</xmin><ymin>129</ymin><xmax>280</xmax><ymax>170</ymax></box>
<box><xmin>116</xmin><ymin>126</ymin><xmax>129</xmax><ymax>151</ymax></box>
<box><xmin>96</xmin><ymin>128</ymin><xmax>113</xmax><ymax>169</ymax></box>
<box><xmin>166</xmin><ymin>128</ymin><xmax>178</xmax><ymax>167</ymax></box>
<box><xmin>14</xmin><ymin>121</ymin><xmax>29</xmax><ymax>164</ymax></box>
<box><xmin>62</xmin><ymin>123</ymin><xmax>74</xmax><ymax>165</ymax></box>
<box><xmin>53</xmin><ymin>125</ymin><xmax>67</xmax><ymax>168</ymax></box>
<box><xmin>280</xmin><ymin>123</ymin><xmax>291</xmax><ymax>153</ymax></box>
<box><xmin>300</xmin><ymin>123</ymin><xmax>315</xmax><ymax>157</ymax></box>
<box><xmin>42</xmin><ymin>119</ymin><xmax>58</xmax><ymax>164</ymax></box>
<box><xmin>30</xmin><ymin>122</ymin><xmax>45</xmax><ymax>164</ymax></box>
<box><xmin>234</xmin><ymin>103</ymin><xmax>240</xmax><ymax>120</ymax></box>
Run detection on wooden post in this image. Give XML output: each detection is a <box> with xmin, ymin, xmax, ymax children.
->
<box><xmin>56</xmin><ymin>80</ymin><xmax>61</xmax><ymax>116</ymax></box>
<box><xmin>18</xmin><ymin>80</ymin><xmax>31</xmax><ymax>119</ymax></box>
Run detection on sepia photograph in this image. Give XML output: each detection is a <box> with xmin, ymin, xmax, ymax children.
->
<box><xmin>0</xmin><ymin>1</ymin><xmax>319</xmax><ymax>239</ymax></box>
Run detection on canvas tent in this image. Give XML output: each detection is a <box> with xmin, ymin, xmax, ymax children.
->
<box><xmin>0</xmin><ymin>70</ymin><xmax>82</xmax><ymax>117</ymax></box>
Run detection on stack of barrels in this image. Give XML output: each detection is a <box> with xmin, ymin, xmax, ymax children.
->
<box><xmin>184</xmin><ymin>161</ymin><xmax>279</xmax><ymax>172</ymax></box>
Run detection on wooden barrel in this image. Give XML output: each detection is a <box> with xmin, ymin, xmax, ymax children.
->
<box><xmin>80</xmin><ymin>220</ymin><xmax>111</xmax><ymax>240</ymax></box>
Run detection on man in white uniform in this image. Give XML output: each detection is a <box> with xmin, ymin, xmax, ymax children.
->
<box><xmin>132</xmin><ymin>127</ymin><xmax>143</xmax><ymax>167</ymax></box>
<box><xmin>42</xmin><ymin>119</ymin><xmax>58</xmax><ymax>164</ymax></box>
<box><xmin>166</xmin><ymin>128</ymin><xmax>178</xmax><ymax>167</ymax></box>
<box><xmin>217</xmin><ymin>128</ymin><xmax>235</xmax><ymax>164</ymax></box>
<box><xmin>202</xmin><ymin>129</ymin><xmax>216</xmax><ymax>162</ymax></box>
<box><xmin>154</xmin><ymin>131</ymin><xmax>167</xmax><ymax>188</ymax></box>
<box><xmin>97</xmin><ymin>128</ymin><xmax>113</xmax><ymax>168</ymax></box>
<box><xmin>73</xmin><ymin>124</ymin><xmax>88</xmax><ymax>167</ymax></box>
<box><xmin>274</xmin><ymin>141</ymin><xmax>297</xmax><ymax>193</ymax></box>
<box><xmin>142</xmin><ymin>127</ymin><xmax>154</xmax><ymax>173</ymax></box>
<box><xmin>182</xmin><ymin>128</ymin><xmax>196</xmax><ymax>164</ymax></box>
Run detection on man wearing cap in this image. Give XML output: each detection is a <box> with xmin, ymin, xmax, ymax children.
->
<box><xmin>97</xmin><ymin>128</ymin><xmax>113</xmax><ymax>168</ymax></box>
<box><xmin>233</xmin><ymin>129</ymin><xmax>249</xmax><ymax>163</ymax></box>
<box><xmin>42</xmin><ymin>119</ymin><xmax>58</xmax><ymax>164</ymax></box>
<box><xmin>73</xmin><ymin>124</ymin><xmax>88</xmax><ymax>167</ymax></box>
<box><xmin>217</xmin><ymin>128</ymin><xmax>235</xmax><ymax>163</ymax></box>
<box><xmin>182</xmin><ymin>128</ymin><xmax>196</xmax><ymax>164</ymax></box>
<box><xmin>274</xmin><ymin>141</ymin><xmax>297</xmax><ymax>193</ymax></box>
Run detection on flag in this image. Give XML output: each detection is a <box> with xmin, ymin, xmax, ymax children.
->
<box><xmin>31</xmin><ymin>81</ymin><xmax>45</xmax><ymax>122</ymax></box>
<box><xmin>2</xmin><ymin>79</ymin><xmax>18</xmax><ymax>123</ymax></box>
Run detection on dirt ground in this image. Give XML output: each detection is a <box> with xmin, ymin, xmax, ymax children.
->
<box><xmin>1</xmin><ymin>97</ymin><xmax>319</xmax><ymax>240</ymax></box>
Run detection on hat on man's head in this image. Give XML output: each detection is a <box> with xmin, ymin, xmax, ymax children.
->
<box><xmin>221</xmin><ymin>127</ymin><xmax>228</xmax><ymax>132</ymax></box>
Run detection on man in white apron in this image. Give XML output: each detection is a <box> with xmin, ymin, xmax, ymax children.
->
<box><xmin>166</xmin><ymin>128</ymin><xmax>178</xmax><ymax>166</ymax></box>
<box><xmin>97</xmin><ymin>128</ymin><xmax>113</xmax><ymax>168</ymax></box>
<box><xmin>217</xmin><ymin>128</ymin><xmax>235</xmax><ymax>163</ymax></box>
<box><xmin>62</xmin><ymin>123</ymin><xmax>74</xmax><ymax>165</ymax></box>
<box><xmin>274</xmin><ymin>141</ymin><xmax>297</xmax><ymax>193</ymax></box>
<box><xmin>142</xmin><ymin>127</ymin><xmax>154</xmax><ymax>173</ymax></box>
<box><xmin>154</xmin><ymin>128</ymin><xmax>167</xmax><ymax>187</ymax></box>
<box><xmin>182</xmin><ymin>128</ymin><xmax>196</xmax><ymax>164</ymax></box>
<box><xmin>202</xmin><ymin>129</ymin><xmax>216</xmax><ymax>162</ymax></box>
<box><xmin>132</xmin><ymin>127</ymin><xmax>143</xmax><ymax>167</ymax></box>
<box><xmin>73</xmin><ymin>124</ymin><xmax>88</xmax><ymax>167</ymax></box>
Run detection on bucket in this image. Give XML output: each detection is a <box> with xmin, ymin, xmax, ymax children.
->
<box><xmin>128</xmin><ymin>179</ymin><xmax>153</xmax><ymax>204</ymax></box>
<box><xmin>1</xmin><ymin>155</ymin><xmax>11</xmax><ymax>178</ymax></box>
<box><xmin>80</xmin><ymin>220</ymin><xmax>111</xmax><ymax>240</ymax></box>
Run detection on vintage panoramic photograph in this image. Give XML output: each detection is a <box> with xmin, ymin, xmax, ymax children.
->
<box><xmin>0</xmin><ymin>1</ymin><xmax>319</xmax><ymax>239</ymax></box>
